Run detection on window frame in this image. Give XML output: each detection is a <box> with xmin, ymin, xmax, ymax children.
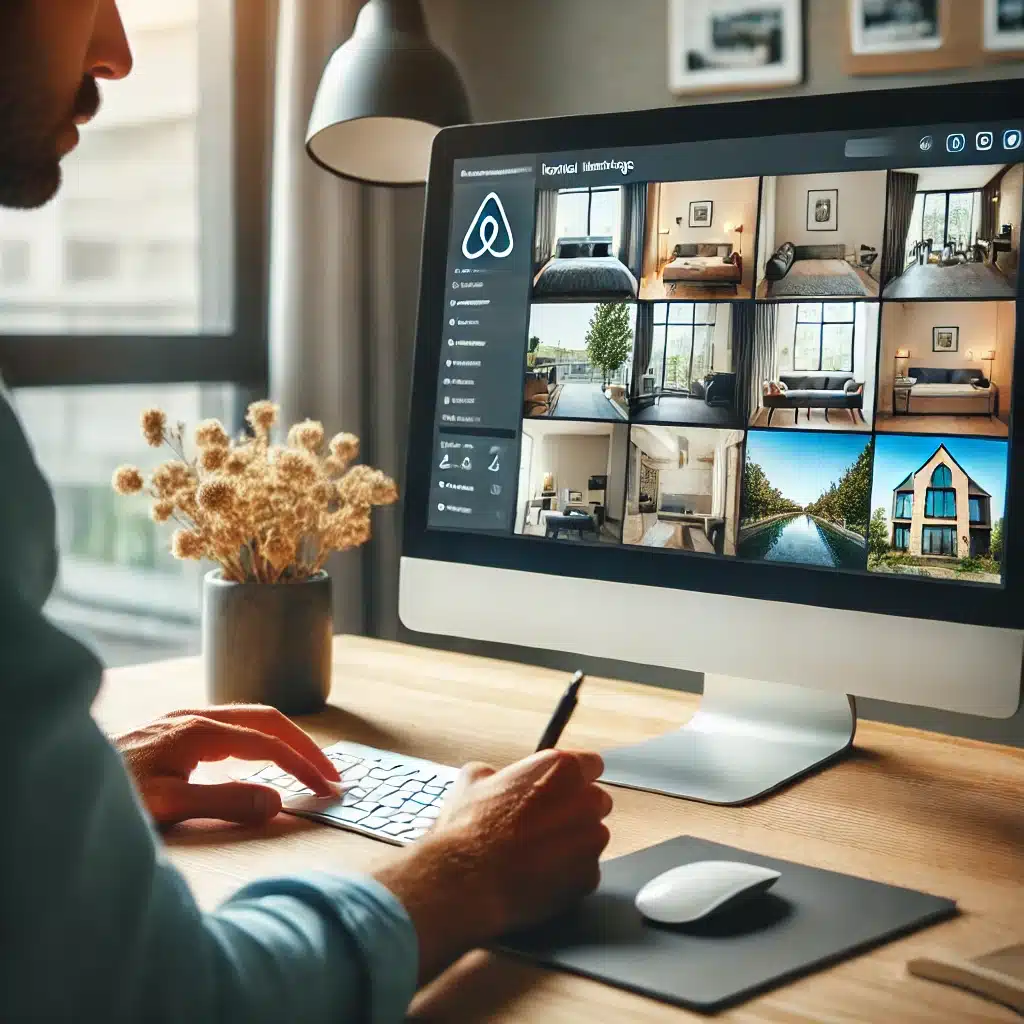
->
<box><xmin>922</xmin><ymin>525</ymin><xmax>957</xmax><ymax>557</ymax></box>
<box><xmin>925</xmin><ymin>488</ymin><xmax>957</xmax><ymax>518</ymax></box>
<box><xmin>894</xmin><ymin>491</ymin><xmax>913</xmax><ymax>519</ymax></box>
<box><xmin>557</xmin><ymin>186</ymin><xmax>621</xmax><ymax>240</ymax></box>
<box><xmin>0</xmin><ymin>0</ymin><xmax>274</xmax><ymax>390</ymax></box>
<box><xmin>792</xmin><ymin>302</ymin><xmax>855</xmax><ymax>374</ymax></box>
<box><xmin>911</xmin><ymin>187</ymin><xmax>982</xmax><ymax>254</ymax></box>
<box><xmin>653</xmin><ymin>302</ymin><xmax>717</xmax><ymax>395</ymax></box>
<box><xmin>893</xmin><ymin>524</ymin><xmax>910</xmax><ymax>551</ymax></box>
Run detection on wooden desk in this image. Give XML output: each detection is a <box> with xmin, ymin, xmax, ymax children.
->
<box><xmin>93</xmin><ymin>637</ymin><xmax>1024</xmax><ymax>1023</ymax></box>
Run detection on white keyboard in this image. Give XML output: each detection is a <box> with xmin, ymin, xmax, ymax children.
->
<box><xmin>246</xmin><ymin>739</ymin><xmax>460</xmax><ymax>846</ymax></box>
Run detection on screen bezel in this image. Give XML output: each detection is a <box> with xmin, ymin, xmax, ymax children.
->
<box><xmin>403</xmin><ymin>79</ymin><xmax>1024</xmax><ymax>631</ymax></box>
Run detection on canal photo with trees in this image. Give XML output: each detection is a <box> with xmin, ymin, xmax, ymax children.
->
<box><xmin>738</xmin><ymin>430</ymin><xmax>872</xmax><ymax>569</ymax></box>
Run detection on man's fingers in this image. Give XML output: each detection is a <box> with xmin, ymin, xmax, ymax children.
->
<box><xmin>561</xmin><ymin>750</ymin><xmax>605</xmax><ymax>785</ymax></box>
<box><xmin>183</xmin><ymin>718</ymin><xmax>337</xmax><ymax>796</ymax></box>
<box><xmin>143</xmin><ymin>777</ymin><xmax>282</xmax><ymax>826</ymax></box>
<box><xmin>170</xmin><ymin>705</ymin><xmax>339</xmax><ymax>781</ymax></box>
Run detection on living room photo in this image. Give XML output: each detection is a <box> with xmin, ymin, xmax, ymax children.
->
<box><xmin>532</xmin><ymin>185</ymin><xmax>645</xmax><ymax>301</ymax></box>
<box><xmin>881</xmin><ymin>163</ymin><xmax>1022</xmax><ymax>300</ymax></box>
<box><xmin>523</xmin><ymin>302</ymin><xmax>635</xmax><ymax>421</ymax></box>
<box><xmin>639</xmin><ymin>176</ymin><xmax>759</xmax><ymax>299</ymax></box>
<box><xmin>622</xmin><ymin>425</ymin><xmax>744</xmax><ymax>555</ymax></box>
<box><xmin>513</xmin><ymin>420</ymin><xmax>628</xmax><ymax>544</ymax></box>
<box><xmin>756</xmin><ymin>170</ymin><xmax>887</xmax><ymax>298</ymax></box>
<box><xmin>876</xmin><ymin>300</ymin><xmax>1015</xmax><ymax>437</ymax></box>
<box><xmin>747</xmin><ymin>301</ymin><xmax>879</xmax><ymax>431</ymax></box>
<box><xmin>627</xmin><ymin>301</ymin><xmax>744</xmax><ymax>427</ymax></box>
<box><xmin>868</xmin><ymin>434</ymin><xmax>1008</xmax><ymax>586</ymax></box>
<box><xmin>738</xmin><ymin>430</ymin><xmax>872</xmax><ymax>571</ymax></box>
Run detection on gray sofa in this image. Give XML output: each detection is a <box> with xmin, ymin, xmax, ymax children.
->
<box><xmin>763</xmin><ymin>373</ymin><xmax>865</xmax><ymax>424</ymax></box>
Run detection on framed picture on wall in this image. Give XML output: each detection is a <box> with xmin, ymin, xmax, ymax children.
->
<box><xmin>984</xmin><ymin>0</ymin><xmax>1024</xmax><ymax>50</ymax></box>
<box><xmin>807</xmin><ymin>189</ymin><xmax>839</xmax><ymax>231</ymax></box>
<box><xmin>933</xmin><ymin>326</ymin><xmax>959</xmax><ymax>352</ymax></box>
<box><xmin>667</xmin><ymin>0</ymin><xmax>804</xmax><ymax>95</ymax></box>
<box><xmin>689</xmin><ymin>200</ymin><xmax>714</xmax><ymax>228</ymax></box>
<box><xmin>850</xmin><ymin>0</ymin><xmax>941</xmax><ymax>55</ymax></box>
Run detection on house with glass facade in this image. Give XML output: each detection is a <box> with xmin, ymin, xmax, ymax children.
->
<box><xmin>891</xmin><ymin>444</ymin><xmax>992</xmax><ymax>559</ymax></box>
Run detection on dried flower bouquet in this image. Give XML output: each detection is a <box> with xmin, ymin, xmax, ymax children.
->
<box><xmin>112</xmin><ymin>400</ymin><xmax>397</xmax><ymax>583</ymax></box>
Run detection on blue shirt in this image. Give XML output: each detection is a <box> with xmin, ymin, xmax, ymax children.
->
<box><xmin>0</xmin><ymin>389</ymin><xmax>419</xmax><ymax>1023</ymax></box>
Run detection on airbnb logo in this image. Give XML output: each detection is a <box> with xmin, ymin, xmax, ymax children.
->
<box><xmin>461</xmin><ymin>192</ymin><xmax>514</xmax><ymax>260</ymax></box>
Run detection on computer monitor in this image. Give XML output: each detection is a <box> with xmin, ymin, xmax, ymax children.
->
<box><xmin>400</xmin><ymin>81</ymin><xmax>1024</xmax><ymax>805</ymax></box>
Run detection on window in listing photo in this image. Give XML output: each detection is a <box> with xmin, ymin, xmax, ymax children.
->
<box><xmin>623</xmin><ymin>425</ymin><xmax>745</xmax><ymax>556</ymax></box>
<box><xmin>868</xmin><ymin>434</ymin><xmax>1007</xmax><ymax>586</ymax></box>
<box><xmin>881</xmin><ymin>163</ymin><xmax>1023</xmax><ymax>300</ymax></box>
<box><xmin>523</xmin><ymin>302</ymin><xmax>634</xmax><ymax>422</ymax></box>
<box><xmin>514</xmin><ymin>420</ymin><xmax>628</xmax><ymax>545</ymax></box>
<box><xmin>757</xmin><ymin>171</ymin><xmax>885</xmax><ymax>299</ymax></box>
<box><xmin>738</xmin><ymin>430</ymin><xmax>872</xmax><ymax>571</ymax></box>
<box><xmin>532</xmin><ymin>186</ymin><xmax>645</xmax><ymax>302</ymax></box>
<box><xmin>641</xmin><ymin>176</ymin><xmax>759</xmax><ymax>300</ymax></box>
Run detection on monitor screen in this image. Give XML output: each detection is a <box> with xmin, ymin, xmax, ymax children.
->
<box><xmin>407</xmin><ymin>86</ymin><xmax>1024</xmax><ymax>629</ymax></box>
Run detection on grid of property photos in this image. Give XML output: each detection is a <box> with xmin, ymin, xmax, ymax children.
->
<box><xmin>514</xmin><ymin>163</ymin><xmax>1017</xmax><ymax>587</ymax></box>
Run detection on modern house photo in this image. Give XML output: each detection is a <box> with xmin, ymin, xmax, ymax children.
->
<box><xmin>622</xmin><ymin>426</ymin><xmax>744</xmax><ymax>555</ymax></box>
<box><xmin>738</xmin><ymin>430</ymin><xmax>872</xmax><ymax>570</ymax></box>
<box><xmin>639</xmin><ymin>176</ymin><xmax>759</xmax><ymax>299</ymax></box>
<box><xmin>881</xmin><ymin>163</ymin><xmax>1022</xmax><ymax>300</ymax></box>
<box><xmin>876</xmin><ymin>300</ymin><xmax>1014</xmax><ymax>437</ymax></box>
<box><xmin>747</xmin><ymin>301</ymin><xmax>879</xmax><ymax>430</ymax></box>
<box><xmin>532</xmin><ymin>185</ymin><xmax>645</xmax><ymax>301</ymax></box>
<box><xmin>868</xmin><ymin>436</ymin><xmax>1007</xmax><ymax>585</ymax></box>
<box><xmin>756</xmin><ymin>170</ymin><xmax>886</xmax><ymax>298</ymax></box>
<box><xmin>523</xmin><ymin>302</ymin><xmax>635</xmax><ymax>421</ymax></box>
<box><xmin>627</xmin><ymin>301</ymin><xmax>744</xmax><ymax>427</ymax></box>
<box><xmin>514</xmin><ymin>420</ymin><xmax>628</xmax><ymax>544</ymax></box>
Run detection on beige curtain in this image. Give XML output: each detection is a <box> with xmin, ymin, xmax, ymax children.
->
<box><xmin>269</xmin><ymin>0</ymin><xmax>425</xmax><ymax>639</ymax></box>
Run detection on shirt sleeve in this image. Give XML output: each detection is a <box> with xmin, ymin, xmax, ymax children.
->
<box><xmin>0</xmin><ymin>391</ymin><xmax>419</xmax><ymax>1024</ymax></box>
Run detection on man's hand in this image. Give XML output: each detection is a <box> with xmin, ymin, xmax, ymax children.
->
<box><xmin>374</xmin><ymin>749</ymin><xmax>612</xmax><ymax>983</ymax></box>
<box><xmin>113</xmin><ymin>705</ymin><xmax>341</xmax><ymax>827</ymax></box>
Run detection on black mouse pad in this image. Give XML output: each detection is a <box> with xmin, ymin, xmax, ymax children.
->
<box><xmin>498</xmin><ymin>835</ymin><xmax>957</xmax><ymax>1014</ymax></box>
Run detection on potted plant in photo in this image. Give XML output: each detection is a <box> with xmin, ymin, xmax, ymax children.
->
<box><xmin>112</xmin><ymin>401</ymin><xmax>397</xmax><ymax>713</ymax></box>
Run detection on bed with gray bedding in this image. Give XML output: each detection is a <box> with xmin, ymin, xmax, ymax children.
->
<box><xmin>534</xmin><ymin>236</ymin><xmax>638</xmax><ymax>299</ymax></box>
<box><xmin>766</xmin><ymin>243</ymin><xmax>869</xmax><ymax>297</ymax></box>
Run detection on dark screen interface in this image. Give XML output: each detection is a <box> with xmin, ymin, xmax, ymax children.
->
<box><xmin>428</xmin><ymin>122</ymin><xmax>1021</xmax><ymax>589</ymax></box>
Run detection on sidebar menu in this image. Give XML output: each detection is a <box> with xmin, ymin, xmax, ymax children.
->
<box><xmin>428</xmin><ymin>162</ymin><xmax>537</xmax><ymax>534</ymax></box>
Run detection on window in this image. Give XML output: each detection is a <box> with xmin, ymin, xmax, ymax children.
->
<box><xmin>894</xmin><ymin>492</ymin><xmax>913</xmax><ymax>519</ymax></box>
<box><xmin>0</xmin><ymin>239</ymin><xmax>30</xmax><ymax>285</ymax></box>
<box><xmin>651</xmin><ymin>303</ymin><xmax>717</xmax><ymax>394</ymax></box>
<box><xmin>0</xmin><ymin>0</ymin><xmax>271</xmax><ymax>387</ymax></box>
<box><xmin>931</xmin><ymin>465</ymin><xmax>953</xmax><ymax>487</ymax></box>
<box><xmin>793</xmin><ymin>303</ymin><xmax>854</xmax><ymax>373</ymax></box>
<box><xmin>908</xmin><ymin>190</ymin><xmax>982</xmax><ymax>255</ymax></box>
<box><xmin>925</xmin><ymin>488</ymin><xmax>956</xmax><ymax>518</ymax></box>
<box><xmin>555</xmin><ymin>187</ymin><xmax>621</xmax><ymax>249</ymax></box>
<box><xmin>922</xmin><ymin>526</ymin><xmax>957</xmax><ymax>556</ymax></box>
<box><xmin>893</xmin><ymin>525</ymin><xmax>910</xmax><ymax>551</ymax></box>
<box><xmin>970</xmin><ymin>497</ymin><xmax>986</xmax><ymax>523</ymax></box>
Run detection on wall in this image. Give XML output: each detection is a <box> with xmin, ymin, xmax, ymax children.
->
<box><xmin>772</xmin><ymin>170</ymin><xmax>888</xmax><ymax>258</ymax></box>
<box><xmin>420</xmin><ymin>0</ymin><xmax>1024</xmax><ymax>745</ymax></box>
<box><xmin>532</xmin><ymin>433</ymin><xmax>612</xmax><ymax>505</ymax></box>
<box><xmin>758</xmin><ymin>175</ymin><xmax>777</xmax><ymax>266</ymax></box>
<box><xmin>994</xmin><ymin>303</ymin><xmax>1016</xmax><ymax>425</ymax></box>
<box><xmin>909</xmin><ymin>449</ymin><xmax>971</xmax><ymax>559</ymax></box>
<box><xmin>713</xmin><ymin>304</ymin><xmax>733</xmax><ymax>372</ymax></box>
<box><xmin>659</xmin><ymin>178</ymin><xmax>758</xmax><ymax>254</ymax></box>
<box><xmin>878</xmin><ymin>301</ymin><xmax>1003</xmax><ymax>412</ymax></box>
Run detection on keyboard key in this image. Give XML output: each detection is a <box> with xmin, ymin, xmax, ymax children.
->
<box><xmin>346</xmin><ymin>788</ymin><xmax>369</xmax><ymax>801</ymax></box>
<box><xmin>399</xmin><ymin>780</ymin><xmax>424</xmax><ymax>793</ymax></box>
<box><xmin>328</xmin><ymin>806</ymin><xmax>373</xmax><ymax>824</ymax></box>
<box><xmin>353</xmin><ymin>801</ymin><xmax>381</xmax><ymax>813</ymax></box>
<box><xmin>412</xmin><ymin>770</ymin><xmax>437</xmax><ymax>783</ymax></box>
<box><xmin>402</xmin><ymin>799</ymin><xmax>426</xmax><ymax>813</ymax></box>
<box><xmin>340</xmin><ymin>765</ymin><xmax>369</xmax><ymax>782</ymax></box>
<box><xmin>405</xmin><ymin>829</ymin><xmax>428</xmax><ymax>841</ymax></box>
<box><xmin>423</xmin><ymin>785</ymin><xmax>444</xmax><ymax>796</ymax></box>
<box><xmin>380</xmin><ymin>795</ymin><xmax>406</xmax><ymax>808</ymax></box>
<box><xmin>419</xmin><ymin>806</ymin><xmax>441</xmax><ymax>820</ymax></box>
<box><xmin>390</xmin><ymin>813</ymin><xmax>416</xmax><ymax>824</ymax></box>
<box><xmin>386</xmin><ymin>765</ymin><xmax>419</xmax><ymax>777</ymax></box>
<box><xmin>383</xmin><ymin>822</ymin><xmax>413</xmax><ymax>836</ymax></box>
<box><xmin>368</xmin><ymin>768</ymin><xmax>395</xmax><ymax>780</ymax></box>
<box><xmin>411</xmin><ymin>817</ymin><xmax>435</xmax><ymax>829</ymax></box>
<box><xmin>360</xmin><ymin>816</ymin><xmax>391</xmax><ymax>830</ymax></box>
<box><xmin>364</xmin><ymin>785</ymin><xmax>399</xmax><ymax>801</ymax></box>
<box><xmin>410</xmin><ymin>794</ymin><xmax>433</xmax><ymax>806</ymax></box>
<box><xmin>261</xmin><ymin>767</ymin><xmax>288</xmax><ymax>781</ymax></box>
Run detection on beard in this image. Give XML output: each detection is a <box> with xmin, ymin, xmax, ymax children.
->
<box><xmin>0</xmin><ymin>75</ymin><xmax>100</xmax><ymax>210</ymax></box>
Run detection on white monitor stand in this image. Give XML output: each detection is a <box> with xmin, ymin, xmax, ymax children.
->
<box><xmin>400</xmin><ymin>557</ymin><xmax>1023</xmax><ymax>805</ymax></box>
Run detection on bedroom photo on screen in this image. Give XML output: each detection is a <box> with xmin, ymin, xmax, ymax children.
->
<box><xmin>640</xmin><ymin>176</ymin><xmax>759</xmax><ymax>300</ymax></box>
<box><xmin>523</xmin><ymin>302</ymin><xmax>635</xmax><ymax>422</ymax></box>
<box><xmin>532</xmin><ymin>185</ymin><xmax>645</xmax><ymax>302</ymax></box>
<box><xmin>850</xmin><ymin>0</ymin><xmax>941</xmax><ymax>55</ymax></box>
<box><xmin>880</xmin><ymin>163</ymin><xmax>1023</xmax><ymax>300</ymax></box>
<box><xmin>985</xmin><ymin>0</ymin><xmax>1024</xmax><ymax>50</ymax></box>
<box><xmin>757</xmin><ymin>170</ymin><xmax>886</xmax><ymax>299</ymax></box>
<box><xmin>876</xmin><ymin>300</ymin><xmax>1015</xmax><ymax>437</ymax></box>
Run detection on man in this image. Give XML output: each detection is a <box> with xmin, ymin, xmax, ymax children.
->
<box><xmin>0</xmin><ymin>3</ymin><xmax>612</xmax><ymax>1021</ymax></box>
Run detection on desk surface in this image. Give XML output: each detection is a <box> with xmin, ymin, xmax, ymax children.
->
<box><xmin>93</xmin><ymin>636</ymin><xmax>1024</xmax><ymax>1023</ymax></box>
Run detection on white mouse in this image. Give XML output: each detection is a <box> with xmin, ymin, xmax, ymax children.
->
<box><xmin>635</xmin><ymin>860</ymin><xmax>781</xmax><ymax>925</ymax></box>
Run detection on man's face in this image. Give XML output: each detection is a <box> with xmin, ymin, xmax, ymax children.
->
<box><xmin>0</xmin><ymin>0</ymin><xmax>132</xmax><ymax>209</ymax></box>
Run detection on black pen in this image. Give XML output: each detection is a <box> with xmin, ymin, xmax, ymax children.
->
<box><xmin>536</xmin><ymin>671</ymin><xmax>586</xmax><ymax>751</ymax></box>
